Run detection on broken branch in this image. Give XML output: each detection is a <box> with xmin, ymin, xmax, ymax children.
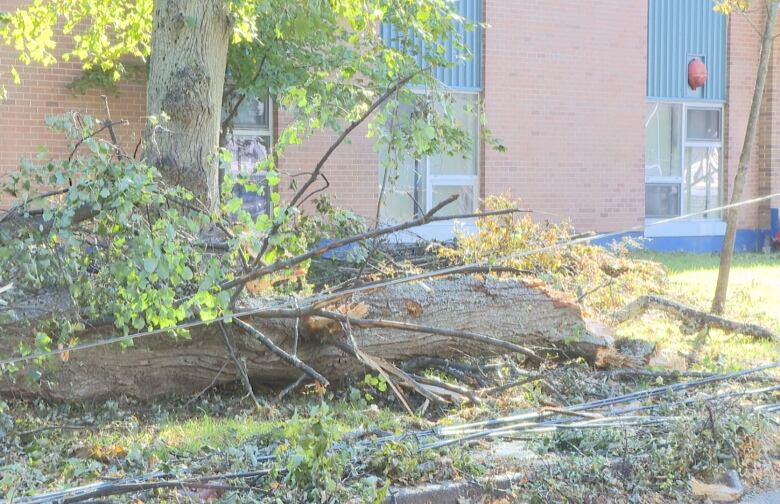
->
<box><xmin>233</xmin><ymin>317</ymin><xmax>329</xmax><ymax>386</ymax></box>
<box><xmin>315</xmin><ymin>309</ymin><xmax>544</xmax><ymax>363</ymax></box>
<box><xmin>219</xmin><ymin>322</ymin><xmax>262</xmax><ymax>409</ymax></box>
<box><xmin>613</xmin><ymin>295</ymin><xmax>777</xmax><ymax>341</ymax></box>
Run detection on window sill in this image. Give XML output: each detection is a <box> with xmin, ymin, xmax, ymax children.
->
<box><xmin>644</xmin><ymin>219</ymin><xmax>726</xmax><ymax>237</ymax></box>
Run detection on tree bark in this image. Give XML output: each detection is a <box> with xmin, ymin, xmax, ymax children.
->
<box><xmin>143</xmin><ymin>0</ymin><xmax>231</xmax><ymax>212</ymax></box>
<box><xmin>712</xmin><ymin>2</ymin><xmax>780</xmax><ymax>314</ymax></box>
<box><xmin>0</xmin><ymin>275</ymin><xmax>616</xmax><ymax>401</ymax></box>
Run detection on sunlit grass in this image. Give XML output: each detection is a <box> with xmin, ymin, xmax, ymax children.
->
<box><xmin>155</xmin><ymin>415</ymin><xmax>279</xmax><ymax>452</ymax></box>
<box><xmin>76</xmin><ymin>392</ymin><xmax>407</xmax><ymax>464</ymax></box>
<box><xmin>620</xmin><ymin>252</ymin><xmax>780</xmax><ymax>372</ymax></box>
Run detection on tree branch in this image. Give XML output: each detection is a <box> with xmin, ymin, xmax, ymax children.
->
<box><xmin>233</xmin><ymin>317</ymin><xmax>329</xmax><ymax>385</ymax></box>
<box><xmin>615</xmin><ymin>294</ymin><xmax>777</xmax><ymax>341</ymax></box>
<box><xmin>314</xmin><ymin>309</ymin><xmax>544</xmax><ymax>363</ymax></box>
<box><xmin>247</xmin><ymin>71</ymin><xmax>424</xmax><ymax>270</ymax></box>
<box><xmin>222</xmin><ymin>196</ymin><xmax>530</xmax><ymax>293</ymax></box>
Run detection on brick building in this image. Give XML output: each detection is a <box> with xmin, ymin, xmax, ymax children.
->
<box><xmin>2</xmin><ymin>0</ymin><xmax>780</xmax><ymax>251</ymax></box>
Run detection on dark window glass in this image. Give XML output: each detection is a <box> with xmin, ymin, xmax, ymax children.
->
<box><xmin>646</xmin><ymin>183</ymin><xmax>681</xmax><ymax>218</ymax></box>
<box><xmin>226</xmin><ymin>134</ymin><xmax>271</xmax><ymax>217</ymax></box>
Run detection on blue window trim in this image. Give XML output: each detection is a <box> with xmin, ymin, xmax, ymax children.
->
<box><xmin>594</xmin><ymin>230</ymin><xmax>769</xmax><ymax>253</ymax></box>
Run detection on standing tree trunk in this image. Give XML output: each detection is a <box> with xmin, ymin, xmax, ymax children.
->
<box><xmin>143</xmin><ymin>0</ymin><xmax>232</xmax><ymax>212</ymax></box>
<box><xmin>712</xmin><ymin>1</ymin><xmax>779</xmax><ymax>314</ymax></box>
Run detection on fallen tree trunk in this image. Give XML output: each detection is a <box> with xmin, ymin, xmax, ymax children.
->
<box><xmin>0</xmin><ymin>275</ymin><xmax>616</xmax><ymax>401</ymax></box>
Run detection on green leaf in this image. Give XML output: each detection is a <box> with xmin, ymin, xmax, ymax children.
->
<box><xmin>180</xmin><ymin>266</ymin><xmax>193</xmax><ymax>281</ymax></box>
<box><xmin>34</xmin><ymin>332</ymin><xmax>52</xmax><ymax>349</ymax></box>
<box><xmin>224</xmin><ymin>196</ymin><xmax>243</xmax><ymax>214</ymax></box>
<box><xmin>143</xmin><ymin>256</ymin><xmax>158</xmax><ymax>273</ymax></box>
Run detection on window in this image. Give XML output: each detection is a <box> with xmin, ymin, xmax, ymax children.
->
<box><xmin>379</xmin><ymin>93</ymin><xmax>480</xmax><ymax>224</ymax></box>
<box><xmin>645</xmin><ymin>102</ymin><xmax>722</xmax><ymax>220</ymax></box>
<box><xmin>224</xmin><ymin>96</ymin><xmax>273</xmax><ymax>217</ymax></box>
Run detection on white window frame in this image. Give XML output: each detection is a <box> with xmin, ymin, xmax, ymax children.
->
<box><xmin>230</xmin><ymin>95</ymin><xmax>273</xmax><ymax>149</ymax></box>
<box><xmin>645</xmin><ymin>99</ymin><xmax>725</xmax><ymax>237</ymax></box>
<box><xmin>428</xmin><ymin>91</ymin><xmax>480</xmax><ymax>218</ymax></box>
<box><xmin>386</xmin><ymin>90</ymin><xmax>481</xmax><ymax>241</ymax></box>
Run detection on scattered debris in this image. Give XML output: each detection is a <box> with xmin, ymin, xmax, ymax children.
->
<box><xmin>14</xmin><ymin>362</ymin><xmax>779</xmax><ymax>503</ymax></box>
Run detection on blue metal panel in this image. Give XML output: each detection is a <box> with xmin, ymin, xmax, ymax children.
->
<box><xmin>647</xmin><ymin>0</ymin><xmax>727</xmax><ymax>101</ymax></box>
<box><xmin>381</xmin><ymin>0</ymin><xmax>482</xmax><ymax>91</ymax></box>
<box><xmin>593</xmin><ymin>230</ymin><xmax>769</xmax><ymax>252</ymax></box>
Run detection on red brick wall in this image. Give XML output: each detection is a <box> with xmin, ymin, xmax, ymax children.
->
<box><xmin>770</xmin><ymin>34</ymin><xmax>780</xmax><ymax>219</ymax></box>
<box><xmin>281</xmin><ymin>0</ymin><xmax>652</xmax><ymax>233</ymax></box>
<box><xmin>0</xmin><ymin>1</ymin><xmax>146</xmax><ymax>207</ymax></box>
<box><xmin>482</xmin><ymin>0</ymin><xmax>647</xmax><ymax>233</ymax></box>
<box><xmin>726</xmin><ymin>8</ymin><xmax>765</xmax><ymax>230</ymax></box>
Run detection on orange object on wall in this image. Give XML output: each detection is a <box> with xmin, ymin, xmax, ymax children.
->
<box><xmin>688</xmin><ymin>58</ymin><xmax>708</xmax><ymax>90</ymax></box>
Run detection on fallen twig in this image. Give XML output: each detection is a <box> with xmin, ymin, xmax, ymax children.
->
<box><xmin>402</xmin><ymin>357</ymin><xmax>506</xmax><ymax>375</ymax></box>
<box><xmin>479</xmin><ymin>375</ymin><xmax>541</xmax><ymax>396</ymax></box>
<box><xmin>402</xmin><ymin>357</ymin><xmax>492</xmax><ymax>387</ymax></box>
<box><xmin>219</xmin><ymin>322</ymin><xmax>262</xmax><ymax>409</ymax></box>
<box><xmin>613</xmin><ymin>295</ymin><xmax>777</xmax><ymax>341</ymax></box>
<box><xmin>17</xmin><ymin>424</ymin><xmax>92</xmax><ymax>437</ymax></box>
<box><xmin>185</xmin><ymin>359</ymin><xmax>230</xmax><ymax>407</ymax></box>
<box><xmin>22</xmin><ymin>474</ymin><xmax>266</xmax><ymax>504</ymax></box>
<box><xmin>594</xmin><ymin>368</ymin><xmax>714</xmax><ymax>381</ymax></box>
<box><xmin>274</xmin><ymin>374</ymin><xmax>307</xmax><ymax>402</ymax></box>
<box><xmin>316</xmin><ymin>309</ymin><xmax>544</xmax><ymax>363</ymax></box>
<box><xmin>577</xmin><ymin>279</ymin><xmax>614</xmax><ymax>303</ymax></box>
<box><xmin>410</xmin><ymin>373</ymin><xmax>482</xmax><ymax>405</ymax></box>
<box><xmin>233</xmin><ymin>317</ymin><xmax>329</xmax><ymax>386</ymax></box>
<box><xmin>329</xmin><ymin>336</ymin><xmax>442</xmax><ymax>411</ymax></box>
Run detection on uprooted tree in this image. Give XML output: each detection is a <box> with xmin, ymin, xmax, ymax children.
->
<box><xmin>0</xmin><ymin>1</ymin><xmax>661</xmax><ymax>400</ymax></box>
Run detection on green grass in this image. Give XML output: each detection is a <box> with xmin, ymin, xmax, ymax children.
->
<box><xmin>622</xmin><ymin>252</ymin><xmax>780</xmax><ymax>371</ymax></box>
<box><xmin>0</xmin><ymin>390</ymin><xmax>411</xmax><ymax>497</ymax></box>
<box><xmin>79</xmin><ymin>392</ymin><xmax>405</xmax><ymax>457</ymax></box>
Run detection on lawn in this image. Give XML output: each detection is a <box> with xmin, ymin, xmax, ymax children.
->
<box><xmin>621</xmin><ymin>252</ymin><xmax>780</xmax><ymax>372</ymax></box>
